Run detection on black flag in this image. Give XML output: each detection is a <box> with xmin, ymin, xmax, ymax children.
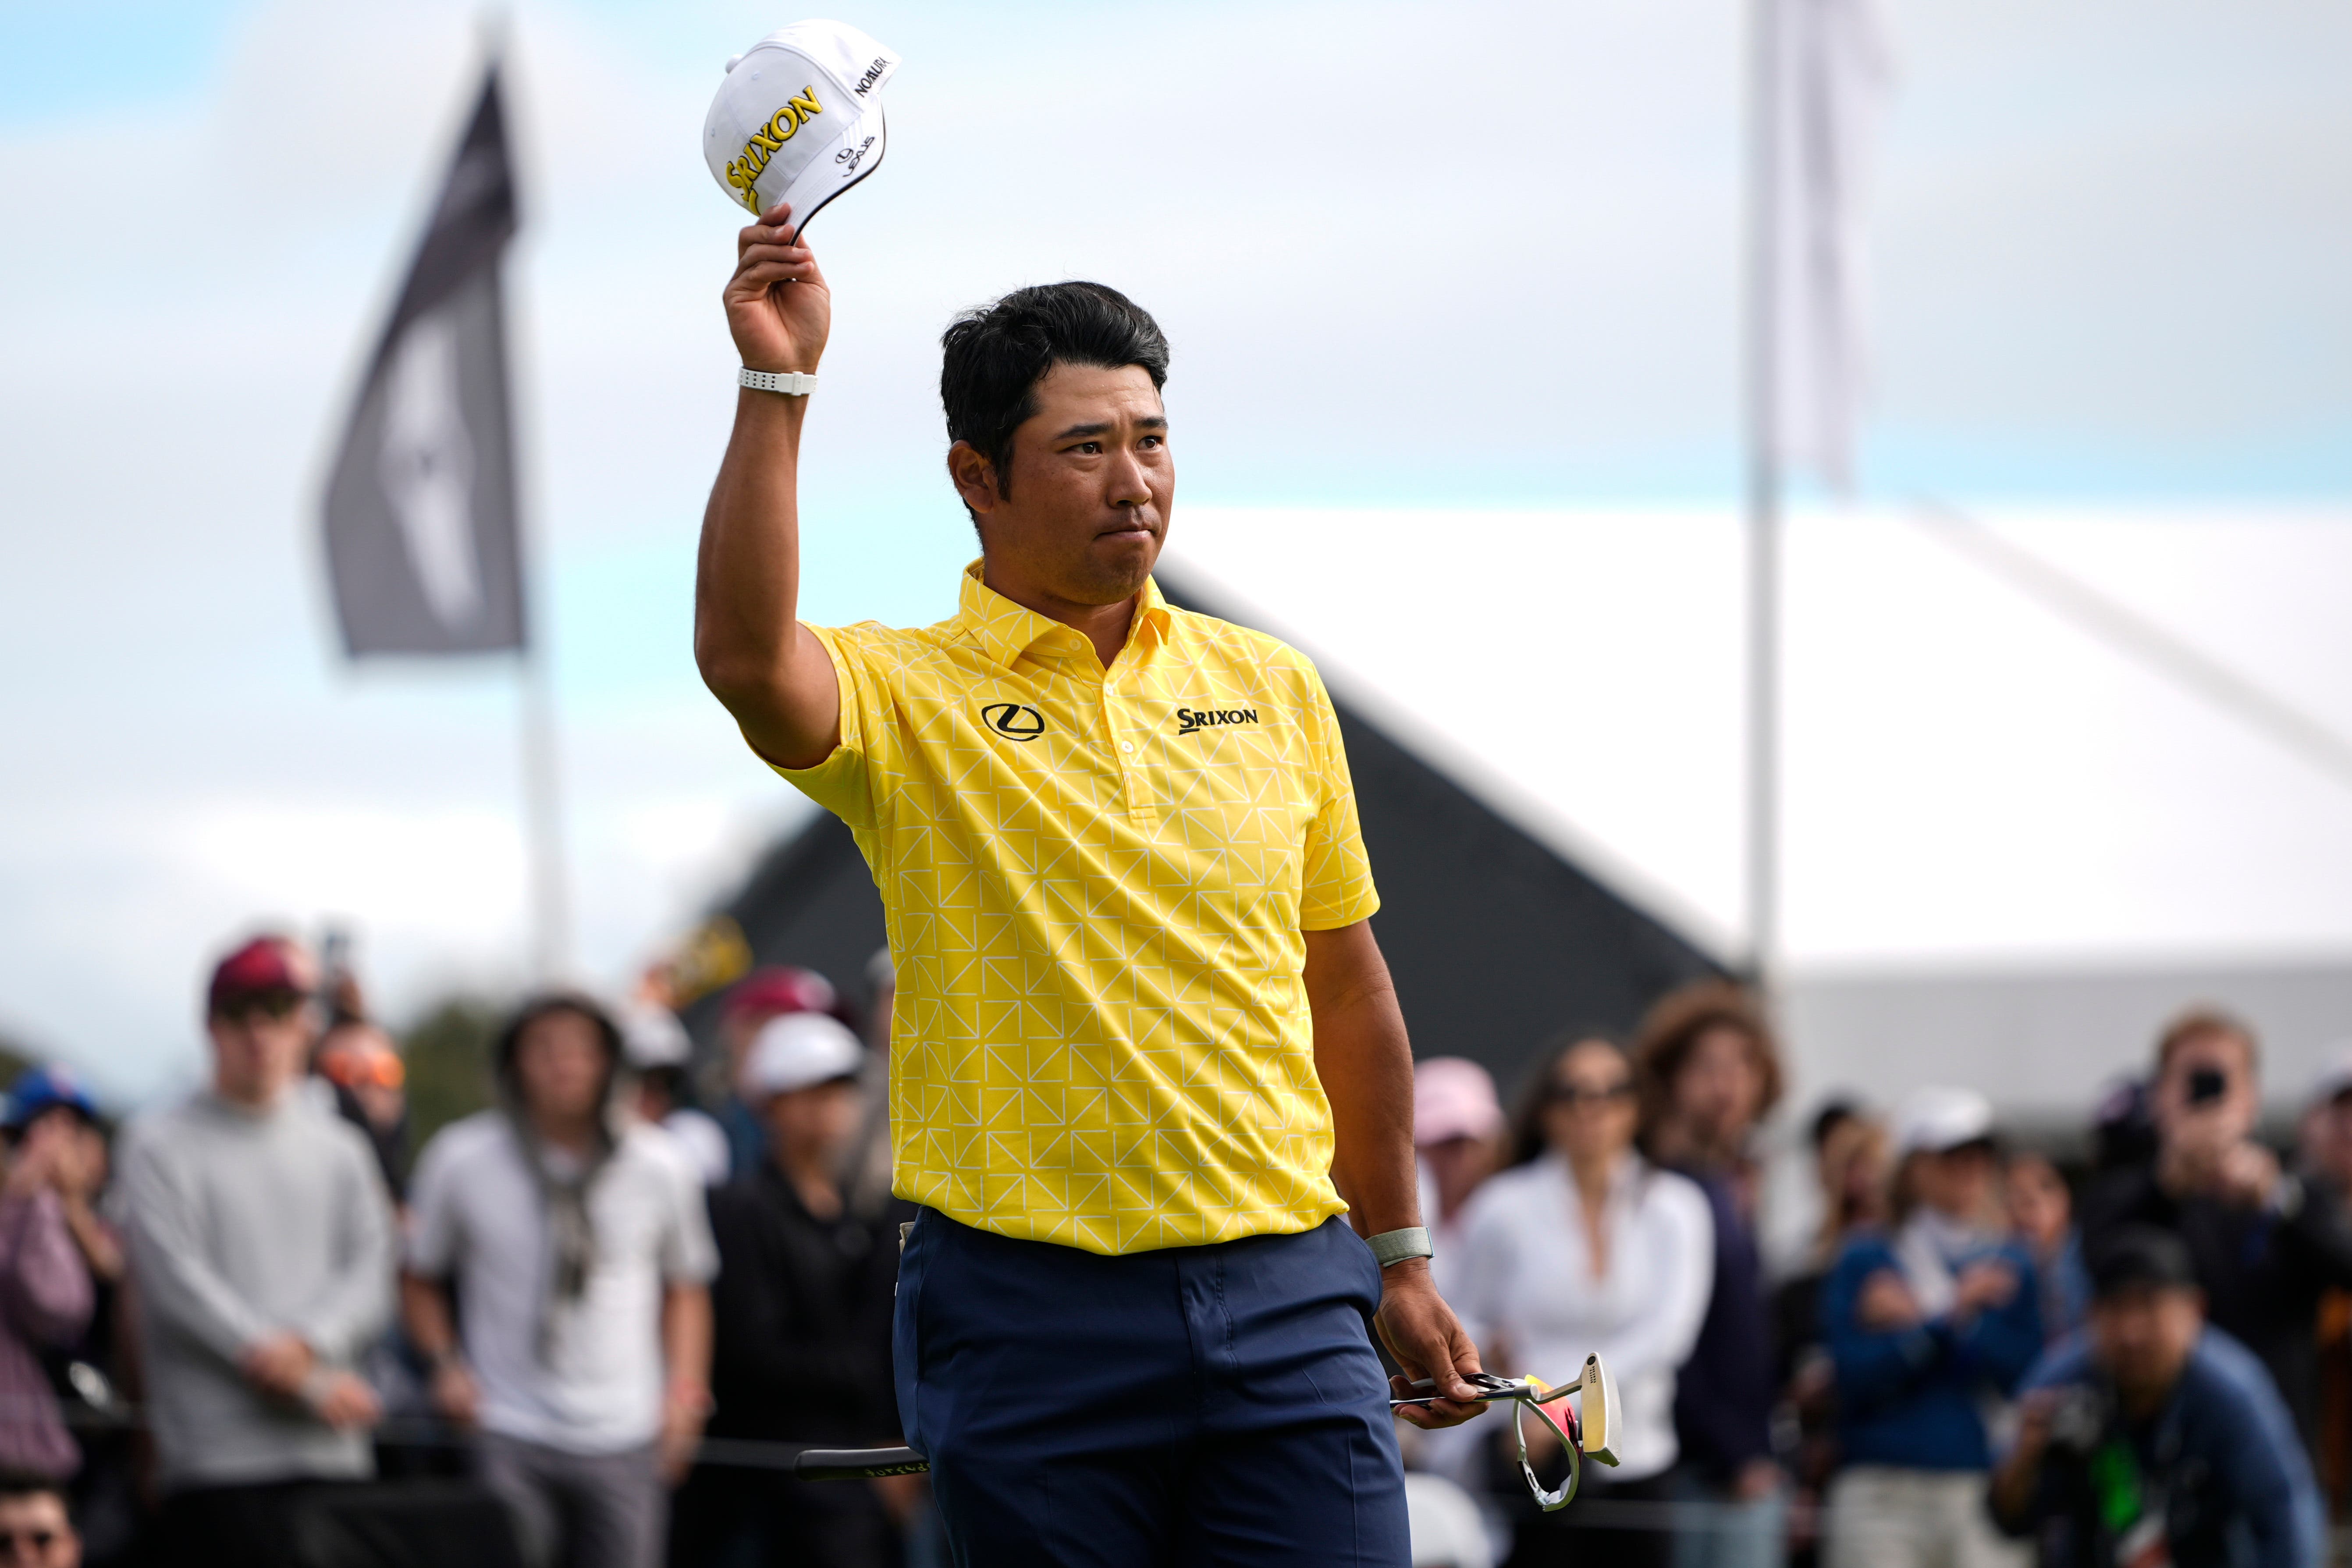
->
<box><xmin>323</xmin><ymin>67</ymin><xmax>525</xmax><ymax>656</ymax></box>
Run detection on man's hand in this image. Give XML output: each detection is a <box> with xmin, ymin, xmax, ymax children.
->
<box><xmin>311</xmin><ymin>1370</ymin><xmax>382</xmax><ymax>1432</ymax></box>
<box><xmin>1951</xmin><ymin>1260</ymin><xmax>2021</xmax><ymax>1319</ymax></box>
<box><xmin>1734</xmin><ymin>1457</ymin><xmax>1784</xmax><ymax>1502</ymax></box>
<box><xmin>429</xmin><ymin>1358</ymin><xmax>481</xmax><ymax>1427</ymax></box>
<box><xmin>2</xmin><ymin>1116</ymin><xmax>69</xmax><ymax>1198</ymax></box>
<box><xmin>239</xmin><ymin>1332</ymin><xmax>316</xmax><ymax>1399</ymax></box>
<box><xmin>1857</xmin><ymin>1269</ymin><xmax>1921</xmax><ymax>1331</ymax></box>
<box><xmin>725</xmin><ymin>202</ymin><xmax>830</xmax><ymax>374</ymax></box>
<box><xmin>658</xmin><ymin>1379</ymin><xmax>714</xmax><ymax>1486</ymax></box>
<box><xmin>1990</xmin><ymin>1388</ymin><xmax>2058</xmax><ymax>1525</ymax></box>
<box><xmin>2214</xmin><ymin>1141</ymin><xmax>2283</xmax><ymax>1209</ymax></box>
<box><xmin>1375</xmin><ymin>1262</ymin><xmax>1486</xmax><ymax>1430</ymax></box>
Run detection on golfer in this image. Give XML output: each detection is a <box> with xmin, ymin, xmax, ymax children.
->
<box><xmin>695</xmin><ymin>201</ymin><xmax>1486</xmax><ymax>1564</ymax></box>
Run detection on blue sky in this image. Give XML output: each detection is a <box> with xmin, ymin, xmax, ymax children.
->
<box><xmin>0</xmin><ymin>0</ymin><xmax>2346</xmax><ymax>1099</ymax></box>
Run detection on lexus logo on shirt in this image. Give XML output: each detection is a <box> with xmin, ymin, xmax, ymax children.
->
<box><xmin>981</xmin><ymin>702</ymin><xmax>1045</xmax><ymax>741</ymax></box>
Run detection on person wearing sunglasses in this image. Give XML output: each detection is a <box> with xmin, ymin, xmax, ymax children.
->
<box><xmin>1453</xmin><ymin>1033</ymin><xmax>1716</xmax><ymax>1568</ymax></box>
<box><xmin>117</xmin><ymin>935</ymin><xmax>395</xmax><ymax>1567</ymax></box>
<box><xmin>0</xmin><ymin>1475</ymin><xmax>77</xmax><ymax>1568</ymax></box>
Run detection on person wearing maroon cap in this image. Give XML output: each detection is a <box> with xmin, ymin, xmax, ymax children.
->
<box><xmin>117</xmin><ymin>935</ymin><xmax>395</xmax><ymax>1568</ymax></box>
<box><xmin>713</xmin><ymin>967</ymin><xmax>839</xmax><ymax>1179</ymax></box>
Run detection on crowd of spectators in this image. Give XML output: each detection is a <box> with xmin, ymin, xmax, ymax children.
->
<box><xmin>1405</xmin><ymin>987</ymin><xmax>2341</xmax><ymax>1568</ymax></box>
<box><xmin>4</xmin><ymin>936</ymin><xmax>2351</xmax><ymax>1567</ymax></box>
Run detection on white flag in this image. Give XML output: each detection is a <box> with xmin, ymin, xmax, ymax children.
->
<box><xmin>1767</xmin><ymin>0</ymin><xmax>1890</xmax><ymax>488</ymax></box>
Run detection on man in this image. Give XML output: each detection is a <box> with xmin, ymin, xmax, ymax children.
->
<box><xmin>403</xmin><ymin>993</ymin><xmax>718</xmax><ymax>1568</ymax></box>
<box><xmin>1990</xmin><ymin>1227</ymin><xmax>2323</xmax><ymax>1567</ymax></box>
<box><xmin>0</xmin><ymin>1475</ymin><xmax>78</xmax><ymax>1568</ymax></box>
<box><xmin>693</xmin><ymin>205</ymin><xmax>1484</xmax><ymax>1563</ymax></box>
<box><xmin>0</xmin><ymin>1077</ymin><xmax>95</xmax><ymax>1484</ymax></box>
<box><xmin>710</xmin><ymin>966</ymin><xmax>838</xmax><ymax>1177</ymax></box>
<box><xmin>2082</xmin><ymin>1007</ymin><xmax>2352</xmax><ymax>1451</ymax></box>
<box><xmin>618</xmin><ymin>1003</ymin><xmax>731</xmax><ymax>1188</ymax></box>
<box><xmin>118</xmin><ymin>935</ymin><xmax>394</xmax><ymax>1565</ymax></box>
<box><xmin>673</xmin><ymin>1010</ymin><xmax>907</xmax><ymax>1568</ymax></box>
<box><xmin>1634</xmin><ymin>981</ymin><xmax>1786</xmax><ymax>1568</ymax></box>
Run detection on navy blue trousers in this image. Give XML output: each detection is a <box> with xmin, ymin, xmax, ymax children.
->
<box><xmin>893</xmin><ymin>1209</ymin><xmax>1411</xmax><ymax>1568</ymax></box>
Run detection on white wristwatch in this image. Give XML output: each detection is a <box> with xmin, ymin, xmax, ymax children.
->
<box><xmin>739</xmin><ymin>366</ymin><xmax>817</xmax><ymax>396</ymax></box>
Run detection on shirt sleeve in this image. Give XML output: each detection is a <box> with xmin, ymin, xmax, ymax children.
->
<box><xmin>404</xmin><ymin>1127</ymin><xmax>462</xmax><ymax>1278</ymax></box>
<box><xmin>1606</xmin><ymin>1173</ymin><xmax>1716</xmax><ymax>1382</ymax></box>
<box><xmin>119</xmin><ymin>1124</ymin><xmax>273</xmax><ymax>1365</ymax></box>
<box><xmin>657</xmin><ymin>1147</ymin><xmax>721</xmax><ymax>1286</ymax></box>
<box><xmin>1297</xmin><ymin>664</ymin><xmax>1380</xmax><ymax>931</ymax></box>
<box><xmin>294</xmin><ymin>1131</ymin><xmax>396</xmax><ymax>1363</ymax></box>
<box><xmin>764</xmin><ymin>625</ymin><xmax>880</xmax><ymax>833</ymax></box>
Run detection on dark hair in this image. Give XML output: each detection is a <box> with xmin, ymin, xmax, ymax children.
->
<box><xmin>0</xmin><ymin>1470</ymin><xmax>69</xmax><ymax>1517</ymax></box>
<box><xmin>938</xmin><ymin>282</ymin><xmax>1170</xmax><ymax>529</ymax></box>
<box><xmin>495</xmin><ymin>993</ymin><xmax>622</xmax><ymax>1080</ymax></box>
<box><xmin>1506</xmin><ymin>1029</ymin><xmax>1633</xmax><ymax>1167</ymax></box>
<box><xmin>1809</xmin><ymin>1096</ymin><xmax>1862</xmax><ymax>1152</ymax></box>
<box><xmin>1631</xmin><ymin>979</ymin><xmax>1785</xmax><ymax>1146</ymax></box>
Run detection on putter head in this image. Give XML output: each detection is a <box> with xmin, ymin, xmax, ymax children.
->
<box><xmin>1577</xmin><ymin>1353</ymin><xmax>1622</xmax><ymax>1467</ymax></box>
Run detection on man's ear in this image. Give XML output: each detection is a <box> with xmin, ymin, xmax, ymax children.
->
<box><xmin>946</xmin><ymin>441</ymin><xmax>1002</xmax><ymax>518</ymax></box>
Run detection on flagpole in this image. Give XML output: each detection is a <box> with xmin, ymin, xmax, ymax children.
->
<box><xmin>519</xmin><ymin>639</ymin><xmax>571</xmax><ymax>982</ymax></box>
<box><xmin>1743</xmin><ymin>0</ymin><xmax>1783</xmax><ymax>987</ymax></box>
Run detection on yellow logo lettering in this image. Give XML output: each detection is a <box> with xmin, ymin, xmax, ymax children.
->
<box><xmin>786</xmin><ymin>85</ymin><xmax>823</xmax><ymax>124</ymax></box>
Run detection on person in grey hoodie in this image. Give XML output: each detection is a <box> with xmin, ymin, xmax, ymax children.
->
<box><xmin>118</xmin><ymin>935</ymin><xmax>395</xmax><ymax>1568</ymax></box>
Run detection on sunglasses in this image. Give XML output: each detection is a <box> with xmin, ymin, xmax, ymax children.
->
<box><xmin>219</xmin><ymin>991</ymin><xmax>307</xmax><ymax>1024</ymax></box>
<box><xmin>1548</xmin><ymin>1081</ymin><xmax>1635</xmax><ymax>1107</ymax></box>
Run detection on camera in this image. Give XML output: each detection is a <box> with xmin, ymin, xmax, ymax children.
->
<box><xmin>2187</xmin><ymin>1067</ymin><xmax>2228</xmax><ymax>1106</ymax></box>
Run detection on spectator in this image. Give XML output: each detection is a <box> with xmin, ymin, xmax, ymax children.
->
<box><xmin>1990</xmin><ymin>1227</ymin><xmax>2324</xmax><ymax>1568</ymax></box>
<box><xmin>118</xmin><ymin>935</ymin><xmax>394</xmax><ymax>1566</ymax></box>
<box><xmin>2302</xmin><ymin>1045</ymin><xmax>2352</xmax><ymax>1519</ymax></box>
<box><xmin>311</xmin><ymin>1019</ymin><xmax>410</xmax><ymax>1201</ymax></box>
<box><xmin>672</xmin><ymin>1012</ymin><xmax>907</xmax><ymax>1568</ymax></box>
<box><xmin>710</xmin><ymin>967</ymin><xmax>838</xmax><ymax>1178</ymax></box>
<box><xmin>1773</xmin><ymin>1105</ymin><xmax>1890</xmax><ymax>1568</ymax></box>
<box><xmin>618</xmin><ymin>1005</ymin><xmax>729</xmax><ymax>1188</ymax></box>
<box><xmin>1455</xmin><ymin>1033</ymin><xmax>1714</xmax><ymax>1568</ymax></box>
<box><xmin>1414</xmin><ymin>1057</ymin><xmax>1504</xmax><ymax>1270</ymax></box>
<box><xmin>1633</xmin><ymin>981</ymin><xmax>1786</xmax><ymax>1568</ymax></box>
<box><xmin>402</xmin><ymin>993</ymin><xmax>718</xmax><ymax>1568</ymax></box>
<box><xmin>0</xmin><ymin>1473</ymin><xmax>79</xmax><ymax>1568</ymax></box>
<box><xmin>2080</xmin><ymin>1007</ymin><xmax>2352</xmax><ymax>1454</ymax></box>
<box><xmin>2004</xmin><ymin>1152</ymin><xmax>2088</xmax><ymax>1347</ymax></box>
<box><xmin>1819</xmin><ymin>1086</ymin><xmax>2040</xmax><ymax>1568</ymax></box>
<box><xmin>842</xmin><ymin>949</ymin><xmax>898</xmax><ymax>1218</ymax></box>
<box><xmin>0</xmin><ymin>1089</ymin><xmax>93</xmax><ymax>1483</ymax></box>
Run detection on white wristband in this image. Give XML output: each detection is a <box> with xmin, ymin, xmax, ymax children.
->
<box><xmin>739</xmin><ymin>366</ymin><xmax>817</xmax><ymax>396</ymax></box>
<box><xmin>1368</xmin><ymin>1226</ymin><xmax>1433</xmax><ymax>1268</ymax></box>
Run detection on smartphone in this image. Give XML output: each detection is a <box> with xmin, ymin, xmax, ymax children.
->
<box><xmin>2187</xmin><ymin>1067</ymin><xmax>2227</xmax><ymax>1106</ymax></box>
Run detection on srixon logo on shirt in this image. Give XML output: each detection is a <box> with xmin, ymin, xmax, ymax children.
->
<box><xmin>1174</xmin><ymin>705</ymin><xmax>1259</xmax><ymax>737</ymax></box>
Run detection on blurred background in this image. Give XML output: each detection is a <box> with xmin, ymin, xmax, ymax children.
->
<box><xmin>3</xmin><ymin>0</ymin><xmax>2348</xmax><ymax>1139</ymax></box>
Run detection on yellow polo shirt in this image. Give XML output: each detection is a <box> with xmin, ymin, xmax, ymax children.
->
<box><xmin>768</xmin><ymin>564</ymin><xmax>1379</xmax><ymax>1254</ymax></box>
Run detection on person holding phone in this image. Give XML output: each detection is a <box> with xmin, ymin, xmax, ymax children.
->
<box><xmin>2082</xmin><ymin>1008</ymin><xmax>2352</xmax><ymax>1456</ymax></box>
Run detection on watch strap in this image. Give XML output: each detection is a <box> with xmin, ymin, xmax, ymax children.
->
<box><xmin>1368</xmin><ymin>1226</ymin><xmax>1434</xmax><ymax>1268</ymax></box>
<box><xmin>739</xmin><ymin>366</ymin><xmax>817</xmax><ymax>396</ymax></box>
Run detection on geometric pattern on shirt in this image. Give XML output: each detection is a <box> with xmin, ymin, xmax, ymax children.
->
<box><xmin>767</xmin><ymin>565</ymin><xmax>1380</xmax><ymax>1255</ymax></box>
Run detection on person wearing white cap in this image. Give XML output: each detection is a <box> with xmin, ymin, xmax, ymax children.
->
<box><xmin>619</xmin><ymin>1004</ymin><xmax>730</xmax><ymax>1188</ymax></box>
<box><xmin>673</xmin><ymin>1013</ymin><xmax>907</xmax><ymax>1568</ymax></box>
<box><xmin>1818</xmin><ymin>1086</ymin><xmax>2041</xmax><ymax>1568</ymax></box>
<box><xmin>691</xmin><ymin>15</ymin><xmax>1485</xmax><ymax>1565</ymax></box>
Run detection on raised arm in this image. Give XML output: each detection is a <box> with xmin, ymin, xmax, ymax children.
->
<box><xmin>693</xmin><ymin>200</ymin><xmax>842</xmax><ymax>770</ymax></box>
<box><xmin>1304</xmin><ymin>920</ymin><xmax>1484</xmax><ymax>1429</ymax></box>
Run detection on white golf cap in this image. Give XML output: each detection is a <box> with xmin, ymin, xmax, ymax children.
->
<box><xmin>2311</xmin><ymin>1041</ymin><xmax>2352</xmax><ymax>1106</ymax></box>
<box><xmin>744</xmin><ymin>1011</ymin><xmax>863</xmax><ymax>1098</ymax></box>
<box><xmin>619</xmin><ymin>1004</ymin><xmax>693</xmax><ymax>1070</ymax></box>
<box><xmin>704</xmin><ymin>20</ymin><xmax>899</xmax><ymax>234</ymax></box>
<box><xmin>1891</xmin><ymin>1085</ymin><xmax>1997</xmax><ymax>1158</ymax></box>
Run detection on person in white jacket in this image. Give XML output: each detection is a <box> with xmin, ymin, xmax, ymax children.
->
<box><xmin>1454</xmin><ymin>1033</ymin><xmax>1715</xmax><ymax>1568</ymax></box>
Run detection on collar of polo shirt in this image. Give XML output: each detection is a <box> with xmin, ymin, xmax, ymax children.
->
<box><xmin>954</xmin><ymin>561</ymin><xmax>1174</xmax><ymax>672</ymax></box>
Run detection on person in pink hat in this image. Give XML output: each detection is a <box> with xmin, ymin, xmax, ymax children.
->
<box><xmin>1414</xmin><ymin>1058</ymin><xmax>1505</xmax><ymax>1280</ymax></box>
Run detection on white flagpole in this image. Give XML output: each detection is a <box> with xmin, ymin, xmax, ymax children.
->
<box><xmin>1744</xmin><ymin>0</ymin><xmax>1784</xmax><ymax>986</ymax></box>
